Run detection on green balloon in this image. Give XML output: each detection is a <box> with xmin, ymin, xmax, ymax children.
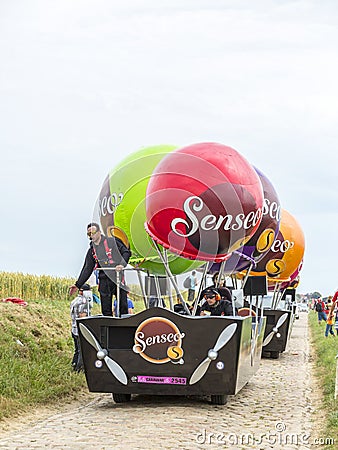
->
<box><xmin>102</xmin><ymin>145</ymin><xmax>203</xmax><ymax>275</ymax></box>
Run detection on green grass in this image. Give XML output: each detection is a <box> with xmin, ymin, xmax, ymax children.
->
<box><xmin>308</xmin><ymin>310</ymin><xmax>338</xmax><ymax>449</ymax></box>
<box><xmin>0</xmin><ymin>298</ymin><xmax>92</xmax><ymax>419</ymax></box>
<box><xmin>0</xmin><ymin>293</ymin><xmax>147</xmax><ymax>421</ymax></box>
<box><xmin>0</xmin><ymin>290</ymin><xmax>183</xmax><ymax>422</ymax></box>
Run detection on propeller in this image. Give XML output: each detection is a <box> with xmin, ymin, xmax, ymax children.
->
<box><xmin>189</xmin><ymin>323</ymin><xmax>237</xmax><ymax>385</ymax></box>
<box><xmin>262</xmin><ymin>313</ymin><xmax>288</xmax><ymax>347</ymax></box>
<box><xmin>79</xmin><ymin>323</ymin><xmax>128</xmax><ymax>385</ymax></box>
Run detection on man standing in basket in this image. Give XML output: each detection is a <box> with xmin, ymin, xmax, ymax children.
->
<box><xmin>69</xmin><ymin>223</ymin><xmax>131</xmax><ymax>316</ymax></box>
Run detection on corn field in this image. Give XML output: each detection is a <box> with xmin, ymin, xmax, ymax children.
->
<box><xmin>0</xmin><ymin>271</ymin><xmax>184</xmax><ymax>306</ymax></box>
<box><xmin>0</xmin><ymin>272</ymin><xmax>75</xmax><ymax>300</ymax></box>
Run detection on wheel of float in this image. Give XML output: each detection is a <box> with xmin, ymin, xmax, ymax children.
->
<box><xmin>112</xmin><ymin>393</ymin><xmax>131</xmax><ymax>403</ymax></box>
<box><xmin>270</xmin><ymin>351</ymin><xmax>280</xmax><ymax>359</ymax></box>
<box><xmin>210</xmin><ymin>394</ymin><xmax>227</xmax><ymax>405</ymax></box>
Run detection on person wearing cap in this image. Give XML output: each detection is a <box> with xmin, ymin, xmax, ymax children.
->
<box><xmin>199</xmin><ymin>287</ymin><xmax>234</xmax><ymax>317</ymax></box>
<box><xmin>70</xmin><ymin>284</ymin><xmax>93</xmax><ymax>371</ymax></box>
<box><xmin>193</xmin><ymin>272</ymin><xmax>235</xmax><ymax>314</ymax></box>
<box><xmin>69</xmin><ymin>222</ymin><xmax>131</xmax><ymax>316</ymax></box>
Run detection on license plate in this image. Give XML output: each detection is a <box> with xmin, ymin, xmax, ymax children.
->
<box><xmin>136</xmin><ymin>376</ymin><xmax>187</xmax><ymax>385</ymax></box>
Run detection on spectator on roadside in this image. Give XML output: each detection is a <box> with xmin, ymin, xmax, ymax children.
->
<box><xmin>70</xmin><ymin>284</ymin><xmax>93</xmax><ymax>372</ymax></box>
<box><xmin>315</xmin><ymin>297</ymin><xmax>327</xmax><ymax>325</ymax></box>
<box><xmin>325</xmin><ymin>297</ymin><xmax>332</xmax><ymax>315</ymax></box>
<box><xmin>325</xmin><ymin>313</ymin><xmax>335</xmax><ymax>337</ymax></box>
<box><xmin>187</xmin><ymin>270</ymin><xmax>198</xmax><ymax>303</ymax></box>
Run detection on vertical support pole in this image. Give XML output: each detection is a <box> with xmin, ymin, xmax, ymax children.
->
<box><xmin>271</xmin><ymin>282</ymin><xmax>280</xmax><ymax>309</ymax></box>
<box><xmin>231</xmin><ymin>295</ymin><xmax>236</xmax><ymax>317</ymax></box>
<box><xmin>192</xmin><ymin>263</ymin><xmax>209</xmax><ymax>316</ymax></box>
<box><xmin>136</xmin><ymin>270</ymin><xmax>148</xmax><ymax>309</ymax></box>
<box><xmin>231</xmin><ymin>274</ymin><xmax>238</xmax><ymax>290</ymax></box>
<box><xmin>146</xmin><ymin>271</ymin><xmax>151</xmax><ymax>308</ymax></box>
<box><xmin>260</xmin><ymin>294</ymin><xmax>264</xmax><ymax>323</ymax></box>
<box><xmin>152</xmin><ymin>240</ymin><xmax>191</xmax><ymax>315</ymax></box>
<box><xmin>215</xmin><ymin>260</ymin><xmax>226</xmax><ymax>288</ymax></box>
<box><xmin>163</xmin><ymin>249</ymin><xmax>174</xmax><ymax>311</ymax></box>
<box><xmin>86</xmin><ymin>292</ymin><xmax>91</xmax><ymax>317</ymax></box>
<box><xmin>115</xmin><ymin>269</ymin><xmax>120</xmax><ymax>317</ymax></box>
<box><xmin>154</xmin><ymin>276</ymin><xmax>163</xmax><ymax>307</ymax></box>
<box><xmin>241</xmin><ymin>262</ymin><xmax>254</xmax><ymax>290</ymax></box>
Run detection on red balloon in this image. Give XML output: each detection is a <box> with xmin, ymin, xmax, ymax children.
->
<box><xmin>145</xmin><ymin>143</ymin><xmax>264</xmax><ymax>262</ymax></box>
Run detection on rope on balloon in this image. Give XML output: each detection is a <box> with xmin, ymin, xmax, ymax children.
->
<box><xmin>129</xmin><ymin>240</ymin><xmax>159</xmax><ymax>269</ymax></box>
<box><xmin>130</xmin><ymin>240</ymin><xmax>181</xmax><ymax>270</ymax></box>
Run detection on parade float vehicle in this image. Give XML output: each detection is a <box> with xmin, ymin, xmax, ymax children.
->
<box><xmin>77</xmin><ymin>142</ymin><xmax>303</xmax><ymax>402</ymax></box>
<box><xmin>77</xmin><ymin>302</ymin><xmax>265</xmax><ymax>405</ymax></box>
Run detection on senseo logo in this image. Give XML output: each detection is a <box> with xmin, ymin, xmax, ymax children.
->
<box><xmin>266</xmin><ymin>259</ymin><xmax>286</xmax><ymax>277</ymax></box>
<box><xmin>170</xmin><ymin>196</ymin><xmax>263</xmax><ymax>238</ymax></box>
<box><xmin>99</xmin><ymin>192</ymin><xmax>124</xmax><ymax>217</ymax></box>
<box><xmin>270</xmin><ymin>239</ymin><xmax>294</xmax><ymax>253</ymax></box>
<box><xmin>133</xmin><ymin>317</ymin><xmax>185</xmax><ymax>364</ymax></box>
<box><xmin>261</xmin><ymin>198</ymin><xmax>281</xmax><ymax>221</ymax></box>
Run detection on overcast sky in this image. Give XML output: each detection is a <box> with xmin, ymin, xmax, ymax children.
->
<box><xmin>1</xmin><ymin>0</ymin><xmax>337</xmax><ymax>296</ymax></box>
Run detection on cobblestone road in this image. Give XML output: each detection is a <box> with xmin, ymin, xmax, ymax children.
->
<box><xmin>0</xmin><ymin>314</ymin><xmax>328</xmax><ymax>449</ymax></box>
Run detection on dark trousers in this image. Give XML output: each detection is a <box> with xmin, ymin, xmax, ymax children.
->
<box><xmin>325</xmin><ymin>324</ymin><xmax>335</xmax><ymax>337</ymax></box>
<box><xmin>71</xmin><ymin>332</ymin><xmax>83</xmax><ymax>369</ymax></box>
<box><xmin>99</xmin><ymin>276</ymin><xmax>128</xmax><ymax>316</ymax></box>
<box><xmin>188</xmin><ymin>288</ymin><xmax>196</xmax><ymax>303</ymax></box>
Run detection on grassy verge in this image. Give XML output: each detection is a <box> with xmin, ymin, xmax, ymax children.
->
<box><xmin>0</xmin><ymin>295</ymin><xmax>147</xmax><ymax>421</ymax></box>
<box><xmin>308</xmin><ymin>310</ymin><xmax>338</xmax><ymax>448</ymax></box>
<box><xmin>0</xmin><ymin>298</ymin><xmax>93</xmax><ymax>420</ymax></box>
